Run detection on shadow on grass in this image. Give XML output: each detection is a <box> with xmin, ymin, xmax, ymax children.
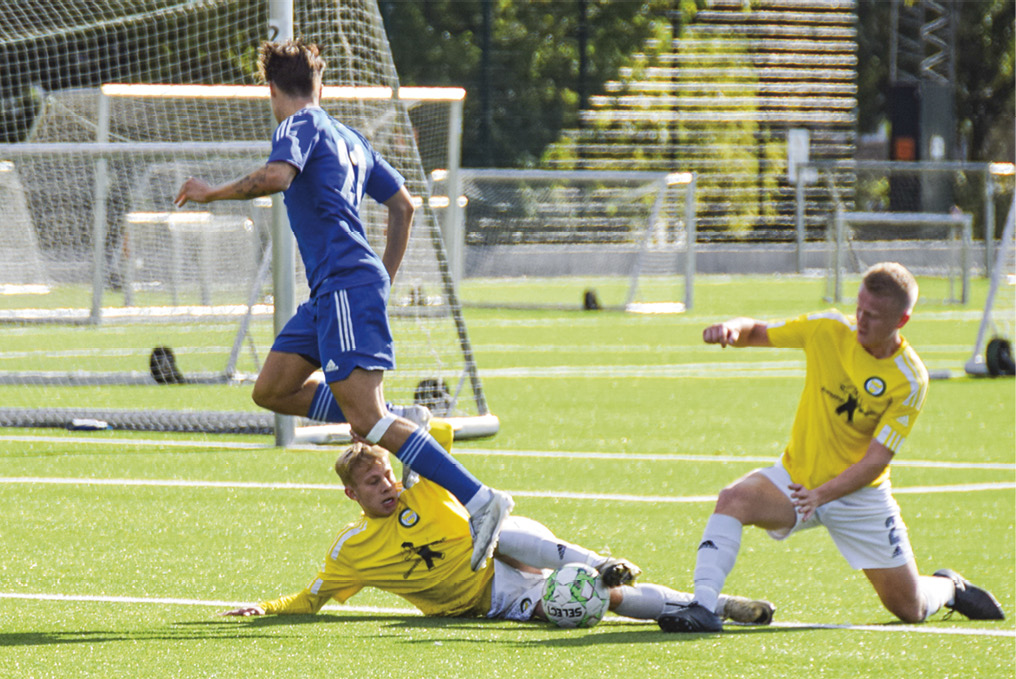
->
<box><xmin>0</xmin><ymin>616</ymin><xmax>339</xmax><ymax>648</ymax></box>
<box><xmin>5</xmin><ymin>613</ymin><xmax>855</xmax><ymax>649</ymax></box>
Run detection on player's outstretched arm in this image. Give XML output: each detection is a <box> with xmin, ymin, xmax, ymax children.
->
<box><xmin>703</xmin><ymin>317</ymin><xmax>771</xmax><ymax>348</ymax></box>
<box><xmin>174</xmin><ymin>162</ymin><xmax>296</xmax><ymax>207</ymax></box>
<box><xmin>219</xmin><ymin>605</ymin><xmax>266</xmax><ymax>617</ymax></box>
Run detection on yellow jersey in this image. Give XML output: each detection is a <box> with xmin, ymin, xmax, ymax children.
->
<box><xmin>766</xmin><ymin>310</ymin><xmax>928</xmax><ymax>489</ymax></box>
<box><xmin>259</xmin><ymin>420</ymin><xmax>493</xmax><ymax>617</ymax></box>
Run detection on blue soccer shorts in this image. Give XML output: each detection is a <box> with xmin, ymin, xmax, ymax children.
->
<box><xmin>271</xmin><ymin>280</ymin><xmax>396</xmax><ymax>383</ymax></box>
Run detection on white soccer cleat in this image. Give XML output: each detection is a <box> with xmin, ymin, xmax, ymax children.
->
<box><xmin>388</xmin><ymin>403</ymin><xmax>432</xmax><ymax>428</ymax></box>
<box><xmin>468</xmin><ymin>489</ymin><xmax>514</xmax><ymax>571</ymax></box>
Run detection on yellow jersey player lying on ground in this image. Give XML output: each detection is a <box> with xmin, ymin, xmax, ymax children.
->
<box><xmin>222</xmin><ymin>420</ymin><xmax>774</xmax><ymax>627</ymax></box>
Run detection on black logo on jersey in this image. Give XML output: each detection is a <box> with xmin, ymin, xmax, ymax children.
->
<box><xmin>835</xmin><ymin>392</ymin><xmax>859</xmax><ymax>422</ymax></box>
<box><xmin>398</xmin><ymin>508</ymin><xmax>420</xmax><ymax>528</ymax></box>
<box><xmin>401</xmin><ymin>540</ymin><xmax>446</xmax><ymax>578</ymax></box>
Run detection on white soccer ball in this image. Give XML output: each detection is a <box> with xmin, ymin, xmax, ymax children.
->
<box><xmin>541</xmin><ymin>562</ymin><xmax>610</xmax><ymax>629</ymax></box>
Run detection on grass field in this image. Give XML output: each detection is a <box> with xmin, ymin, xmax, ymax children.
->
<box><xmin>1</xmin><ymin>274</ymin><xmax>1013</xmax><ymax>678</ymax></box>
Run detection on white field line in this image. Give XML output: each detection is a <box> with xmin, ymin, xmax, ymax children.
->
<box><xmin>0</xmin><ymin>476</ymin><xmax>1012</xmax><ymax>503</ymax></box>
<box><xmin>2</xmin><ymin>434</ymin><xmax>1013</xmax><ymax>472</ymax></box>
<box><xmin>1</xmin><ymin>592</ymin><xmax>1011</xmax><ymax>638</ymax></box>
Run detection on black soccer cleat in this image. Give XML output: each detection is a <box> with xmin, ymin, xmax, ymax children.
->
<box><xmin>658</xmin><ymin>602</ymin><xmax>723</xmax><ymax>633</ymax></box>
<box><xmin>933</xmin><ymin>569</ymin><xmax>1005</xmax><ymax>620</ymax></box>
<box><xmin>596</xmin><ymin>557</ymin><xmax>642</xmax><ymax>588</ymax></box>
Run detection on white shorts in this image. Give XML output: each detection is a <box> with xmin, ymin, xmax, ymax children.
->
<box><xmin>487</xmin><ymin>559</ymin><xmax>546</xmax><ymax>621</ymax></box>
<box><xmin>757</xmin><ymin>462</ymin><xmax>914</xmax><ymax>570</ymax></box>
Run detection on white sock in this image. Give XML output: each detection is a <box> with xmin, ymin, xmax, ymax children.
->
<box><xmin>614</xmin><ymin>583</ymin><xmax>694</xmax><ymax>620</ymax></box>
<box><xmin>463</xmin><ymin>486</ymin><xmax>494</xmax><ymax>515</ymax></box>
<box><xmin>693</xmin><ymin>513</ymin><xmax>743</xmax><ymax>613</ymax></box>
<box><xmin>919</xmin><ymin>574</ymin><xmax>955</xmax><ymax>620</ymax></box>
<box><xmin>495</xmin><ymin>516</ymin><xmax>602</xmax><ymax>570</ymax></box>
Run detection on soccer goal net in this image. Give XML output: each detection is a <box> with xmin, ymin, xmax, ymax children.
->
<box><xmin>431</xmin><ymin>168</ymin><xmax>696</xmax><ymax>312</ymax></box>
<box><xmin>0</xmin><ymin>0</ymin><xmax>494</xmax><ymax>439</ymax></box>
<box><xmin>796</xmin><ymin>160</ymin><xmax>1014</xmax><ymax>303</ymax></box>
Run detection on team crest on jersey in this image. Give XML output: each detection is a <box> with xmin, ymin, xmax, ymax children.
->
<box><xmin>520</xmin><ymin>598</ymin><xmax>533</xmax><ymax>614</ymax></box>
<box><xmin>864</xmin><ymin>376</ymin><xmax>886</xmax><ymax>397</ymax></box>
<box><xmin>398</xmin><ymin>508</ymin><xmax>420</xmax><ymax>527</ymax></box>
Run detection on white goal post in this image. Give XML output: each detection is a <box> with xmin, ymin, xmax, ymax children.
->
<box><xmin>432</xmin><ymin>168</ymin><xmax>696</xmax><ymax>312</ymax></box>
<box><xmin>826</xmin><ymin>209</ymin><xmax>973</xmax><ymax>305</ymax></box>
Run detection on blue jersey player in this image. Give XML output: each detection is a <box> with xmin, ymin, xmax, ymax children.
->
<box><xmin>174</xmin><ymin>39</ymin><xmax>511</xmax><ymax>571</ymax></box>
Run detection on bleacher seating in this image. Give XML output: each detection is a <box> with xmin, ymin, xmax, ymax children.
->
<box><xmin>543</xmin><ymin>0</ymin><xmax>857</xmax><ymax>240</ymax></box>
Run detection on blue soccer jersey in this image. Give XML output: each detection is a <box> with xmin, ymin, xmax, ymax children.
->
<box><xmin>267</xmin><ymin>105</ymin><xmax>405</xmax><ymax>296</ymax></box>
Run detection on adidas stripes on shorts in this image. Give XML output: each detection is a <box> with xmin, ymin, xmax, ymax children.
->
<box><xmin>757</xmin><ymin>462</ymin><xmax>915</xmax><ymax>570</ymax></box>
<box><xmin>272</xmin><ymin>280</ymin><xmax>395</xmax><ymax>382</ymax></box>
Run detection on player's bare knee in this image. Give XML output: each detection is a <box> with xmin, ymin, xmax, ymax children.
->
<box><xmin>714</xmin><ymin>485</ymin><xmax>752</xmax><ymax>518</ymax></box>
<box><xmin>250</xmin><ymin>381</ymin><xmax>275</xmax><ymax>410</ymax></box>
<box><xmin>890</xmin><ymin>600</ymin><xmax>925</xmax><ymax>623</ymax></box>
<box><xmin>879</xmin><ymin>589</ymin><xmax>924</xmax><ymax>623</ymax></box>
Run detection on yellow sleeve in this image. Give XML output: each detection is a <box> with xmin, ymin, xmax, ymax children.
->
<box><xmin>259</xmin><ymin>565</ymin><xmax>365</xmax><ymax>615</ymax></box>
<box><xmin>428</xmin><ymin>418</ymin><xmax>454</xmax><ymax>453</ymax></box>
<box><xmin>259</xmin><ymin>588</ymin><xmax>332</xmax><ymax>615</ymax></box>
<box><xmin>767</xmin><ymin>311</ymin><xmax>846</xmax><ymax>349</ymax></box>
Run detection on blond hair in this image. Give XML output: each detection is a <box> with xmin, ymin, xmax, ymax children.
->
<box><xmin>258</xmin><ymin>39</ymin><xmax>325</xmax><ymax>97</ymax></box>
<box><xmin>861</xmin><ymin>262</ymin><xmax>919</xmax><ymax>314</ymax></box>
<box><xmin>334</xmin><ymin>442</ymin><xmax>389</xmax><ymax>488</ymax></box>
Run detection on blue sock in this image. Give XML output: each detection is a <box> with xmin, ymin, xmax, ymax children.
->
<box><xmin>395</xmin><ymin>426</ymin><xmax>483</xmax><ymax>506</ymax></box>
<box><xmin>307</xmin><ymin>382</ymin><xmax>345</xmax><ymax>423</ymax></box>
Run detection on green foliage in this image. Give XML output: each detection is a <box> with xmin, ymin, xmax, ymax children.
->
<box><xmin>380</xmin><ymin>0</ymin><xmax>672</xmax><ymax>167</ymax></box>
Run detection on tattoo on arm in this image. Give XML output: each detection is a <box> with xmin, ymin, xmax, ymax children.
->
<box><xmin>232</xmin><ymin>167</ymin><xmax>273</xmax><ymax>199</ymax></box>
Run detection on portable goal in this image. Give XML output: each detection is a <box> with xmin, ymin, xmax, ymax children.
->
<box><xmin>0</xmin><ymin>0</ymin><xmax>495</xmax><ymax>440</ymax></box>
<box><xmin>431</xmin><ymin>168</ymin><xmax>696</xmax><ymax>312</ymax></box>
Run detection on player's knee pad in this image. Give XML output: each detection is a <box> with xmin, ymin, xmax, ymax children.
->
<box><xmin>365</xmin><ymin>413</ymin><xmax>397</xmax><ymax>445</ymax></box>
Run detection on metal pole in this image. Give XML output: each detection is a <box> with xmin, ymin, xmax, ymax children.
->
<box><xmin>89</xmin><ymin>90</ymin><xmax>110</xmax><ymax>324</ymax></box>
<box><xmin>835</xmin><ymin>208</ymin><xmax>844</xmax><ymax>303</ymax></box>
<box><xmin>795</xmin><ymin>171</ymin><xmax>805</xmax><ymax>273</ymax></box>
<box><xmin>684</xmin><ymin>176</ymin><xmax>696</xmax><ymax>311</ymax></box>
<box><xmin>269</xmin><ymin>0</ymin><xmax>296</xmax><ymax>447</ymax></box>
<box><xmin>961</xmin><ymin>214</ymin><xmax>971</xmax><ymax>305</ymax></box>
<box><xmin>984</xmin><ymin>170</ymin><xmax>996</xmax><ymax>278</ymax></box>
<box><xmin>445</xmin><ymin>96</ymin><xmax>464</xmax><ymax>285</ymax></box>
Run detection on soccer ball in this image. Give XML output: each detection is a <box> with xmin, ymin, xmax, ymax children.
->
<box><xmin>541</xmin><ymin>563</ymin><xmax>610</xmax><ymax>629</ymax></box>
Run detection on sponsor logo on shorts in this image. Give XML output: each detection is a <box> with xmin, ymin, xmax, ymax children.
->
<box><xmin>325</xmin><ymin>359</ymin><xmax>339</xmax><ymax>373</ymax></box>
<box><xmin>398</xmin><ymin>508</ymin><xmax>420</xmax><ymax>527</ymax></box>
<box><xmin>520</xmin><ymin>598</ymin><xmax>532</xmax><ymax>614</ymax></box>
<box><xmin>864</xmin><ymin>376</ymin><xmax>886</xmax><ymax>396</ymax></box>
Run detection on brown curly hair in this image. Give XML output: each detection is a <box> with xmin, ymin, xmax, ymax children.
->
<box><xmin>258</xmin><ymin>39</ymin><xmax>326</xmax><ymax>97</ymax></box>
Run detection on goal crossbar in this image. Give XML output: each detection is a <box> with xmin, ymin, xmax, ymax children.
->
<box><xmin>827</xmin><ymin>209</ymin><xmax>973</xmax><ymax>304</ymax></box>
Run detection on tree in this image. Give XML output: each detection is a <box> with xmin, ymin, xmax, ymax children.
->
<box><xmin>379</xmin><ymin>0</ymin><xmax>672</xmax><ymax>167</ymax></box>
